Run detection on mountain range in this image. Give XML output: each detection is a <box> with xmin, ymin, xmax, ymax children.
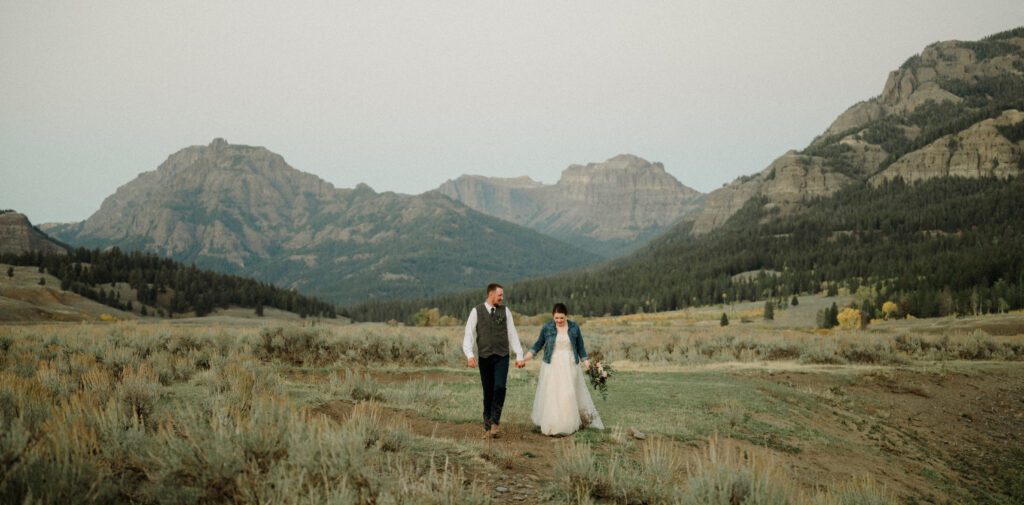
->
<box><xmin>434</xmin><ymin>154</ymin><xmax>703</xmax><ymax>257</ymax></box>
<box><xmin>346</xmin><ymin>27</ymin><xmax>1024</xmax><ymax>322</ymax></box>
<box><xmin>36</xmin><ymin>27</ymin><xmax>1024</xmax><ymax>316</ymax></box>
<box><xmin>44</xmin><ymin>139</ymin><xmax>603</xmax><ymax>305</ymax></box>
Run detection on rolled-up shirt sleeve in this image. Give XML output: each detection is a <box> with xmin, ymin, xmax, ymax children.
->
<box><xmin>463</xmin><ymin>307</ymin><xmax>478</xmax><ymax>359</ymax></box>
<box><xmin>506</xmin><ymin>307</ymin><xmax>524</xmax><ymax>360</ymax></box>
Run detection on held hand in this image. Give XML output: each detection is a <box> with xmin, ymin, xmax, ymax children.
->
<box><xmin>515</xmin><ymin>359</ymin><xmax>525</xmax><ymax>369</ymax></box>
<box><xmin>524</xmin><ymin>351</ymin><xmax>533</xmax><ymax>362</ymax></box>
<box><xmin>582</xmin><ymin>359</ymin><xmax>591</xmax><ymax>369</ymax></box>
<box><xmin>467</xmin><ymin>357</ymin><xmax>477</xmax><ymax>368</ymax></box>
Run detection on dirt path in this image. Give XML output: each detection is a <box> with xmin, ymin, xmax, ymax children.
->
<box><xmin>316</xmin><ymin>399</ymin><xmax>577</xmax><ymax>503</ymax></box>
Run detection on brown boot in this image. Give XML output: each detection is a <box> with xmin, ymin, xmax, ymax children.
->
<box><xmin>488</xmin><ymin>424</ymin><xmax>500</xmax><ymax>438</ymax></box>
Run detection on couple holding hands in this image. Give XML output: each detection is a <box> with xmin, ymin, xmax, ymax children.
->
<box><xmin>463</xmin><ymin>283</ymin><xmax>603</xmax><ymax>437</ymax></box>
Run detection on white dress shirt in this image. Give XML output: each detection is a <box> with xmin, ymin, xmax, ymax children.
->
<box><xmin>463</xmin><ymin>302</ymin><xmax>524</xmax><ymax>360</ymax></box>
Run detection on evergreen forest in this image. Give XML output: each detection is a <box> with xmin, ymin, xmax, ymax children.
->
<box><xmin>1</xmin><ymin>247</ymin><xmax>337</xmax><ymax>318</ymax></box>
<box><xmin>343</xmin><ymin>175</ymin><xmax>1024</xmax><ymax>323</ymax></box>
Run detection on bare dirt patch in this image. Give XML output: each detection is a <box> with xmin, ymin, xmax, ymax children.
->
<box><xmin>742</xmin><ymin>363</ymin><xmax>1024</xmax><ymax>502</ymax></box>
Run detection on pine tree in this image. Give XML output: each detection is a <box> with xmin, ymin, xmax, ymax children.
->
<box><xmin>764</xmin><ymin>300</ymin><xmax>774</xmax><ymax>321</ymax></box>
<box><xmin>38</xmin><ymin>277</ymin><xmax>45</xmax><ymax>286</ymax></box>
<box><xmin>816</xmin><ymin>308</ymin><xmax>828</xmax><ymax>328</ymax></box>
<box><xmin>828</xmin><ymin>302</ymin><xmax>839</xmax><ymax>327</ymax></box>
<box><xmin>720</xmin><ymin>313</ymin><xmax>729</xmax><ymax>326</ymax></box>
<box><xmin>6</xmin><ymin>266</ymin><xmax>13</xmax><ymax>278</ymax></box>
<box><xmin>790</xmin><ymin>295</ymin><xmax>799</xmax><ymax>306</ymax></box>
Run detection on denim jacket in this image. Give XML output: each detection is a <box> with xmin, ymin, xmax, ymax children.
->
<box><xmin>529</xmin><ymin>320</ymin><xmax>588</xmax><ymax>365</ymax></box>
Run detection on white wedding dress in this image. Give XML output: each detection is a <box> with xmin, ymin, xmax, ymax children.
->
<box><xmin>531</xmin><ymin>326</ymin><xmax>604</xmax><ymax>435</ymax></box>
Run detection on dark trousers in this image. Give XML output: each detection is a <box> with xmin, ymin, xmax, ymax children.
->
<box><xmin>478</xmin><ymin>354</ymin><xmax>509</xmax><ymax>430</ymax></box>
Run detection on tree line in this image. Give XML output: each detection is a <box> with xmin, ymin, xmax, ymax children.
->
<box><xmin>342</xmin><ymin>175</ymin><xmax>1024</xmax><ymax>323</ymax></box>
<box><xmin>1</xmin><ymin>247</ymin><xmax>337</xmax><ymax>318</ymax></box>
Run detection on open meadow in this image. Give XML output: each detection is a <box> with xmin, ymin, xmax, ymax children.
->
<box><xmin>1</xmin><ymin>298</ymin><xmax>1023</xmax><ymax>504</ymax></box>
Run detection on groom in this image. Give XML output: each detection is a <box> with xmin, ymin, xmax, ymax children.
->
<box><xmin>463</xmin><ymin>283</ymin><xmax>525</xmax><ymax>438</ymax></box>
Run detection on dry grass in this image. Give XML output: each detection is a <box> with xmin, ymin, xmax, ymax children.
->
<box><xmin>0</xmin><ymin>323</ymin><xmax>492</xmax><ymax>504</ymax></box>
<box><xmin>547</xmin><ymin>433</ymin><xmax>896</xmax><ymax>504</ymax></box>
<box><xmin>579</xmin><ymin>326</ymin><xmax>1022</xmax><ymax>368</ymax></box>
<box><xmin>0</xmin><ymin>316</ymin><xmax>1019</xmax><ymax>504</ymax></box>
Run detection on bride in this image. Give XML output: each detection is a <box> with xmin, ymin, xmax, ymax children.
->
<box><xmin>524</xmin><ymin>303</ymin><xmax>604</xmax><ymax>435</ymax></box>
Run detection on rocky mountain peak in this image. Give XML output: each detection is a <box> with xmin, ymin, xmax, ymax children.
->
<box><xmin>560</xmin><ymin>154</ymin><xmax>665</xmax><ymax>178</ymax></box>
<box><xmin>48</xmin><ymin>142</ymin><xmax>601</xmax><ymax>305</ymax></box>
<box><xmin>822</xmin><ymin>34</ymin><xmax>1024</xmax><ymax>138</ymax></box>
<box><xmin>690</xmin><ymin>29</ymin><xmax>1024</xmax><ymax>235</ymax></box>
<box><xmin>452</xmin><ymin>175</ymin><xmax>544</xmax><ymax>189</ymax></box>
<box><xmin>435</xmin><ymin>154</ymin><xmax>703</xmax><ymax>257</ymax></box>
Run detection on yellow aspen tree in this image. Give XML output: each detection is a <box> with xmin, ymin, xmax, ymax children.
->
<box><xmin>837</xmin><ymin>308</ymin><xmax>863</xmax><ymax>329</ymax></box>
<box><xmin>881</xmin><ymin>301</ymin><xmax>899</xmax><ymax>320</ymax></box>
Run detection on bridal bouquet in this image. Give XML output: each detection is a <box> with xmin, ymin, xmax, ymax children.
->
<box><xmin>586</xmin><ymin>358</ymin><xmax>614</xmax><ymax>401</ymax></box>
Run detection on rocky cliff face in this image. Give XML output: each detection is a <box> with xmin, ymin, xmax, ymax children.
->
<box><xmin>823</xmin><ymin>40</ymin><xmax>1020</xmax><ymax>137</ymax></box>
<box><xmin>0</xmin><ymin>212</ymin><xmax>67</xmax><ymax>256</ymax></box>
<box><xmin>51</xmin><ymin>139</ymin><xmax>600</xmax><ymax>304</ymax></box>
<box><xmin>692</xmin><ymin>153</ymin><xmax>855</xmax><ymax>233</ymax></box>
<box><xmin>872</xmin><ymin>109</ymin><xmax>1024</xmax><ymax>184</ymax></box>
<box><xmin>436</xmin><ymin>154</ymin><xmax>703</xmax><ymax>256</ymax></box>
<box><xmin>434</xmin><ymin>175</ymin><xmax>545</xmax><ymax>226</ymax></box>
<box><xmin>690</xmin><ymin>29</ymin><xmax>1024</xmax><ymax>235</ymax></box>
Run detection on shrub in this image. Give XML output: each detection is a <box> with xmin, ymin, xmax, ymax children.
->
<box><xmin>35</xmin><ymin>360</ymin><xmax>71</xmax><ymax>398</ymax></box>
<box><xmin>382</xmin><ymin>457</ymin><xmax>489</xmax><ymax>504</ymax></box>
<box><xmin>256</xmin><ymin>327</ymin><xmax>327</xmax><ymax>365</ymax></box>
<box><xmin>332</xmin><ymin>370</ymin><xmax>384</xmax><ymax>402</ymax></box>
<box><xmin>0</xmin><ymin>372</ymin><xmax>52</xmax><ymax>433</ymax></box>
<box><xmin>554</xmin><ymin>442</ymin><xmax>600</xmax><ymax>500</ymax></box>
<box><xmin>824</xmin><ymin>475</ymin><xmax>896</xmax><ymax>504</ymax></box>
<box><xmin>116</xmin><ymin>364</ymin><xmax>161</xmax><ymax>422</ymax></box>
<box><xmin>800</xmin><ymin>344</ymin><xmax>849</xmax><ymax>365</ymax></box>
<box><xmin>384</xmin><ymin>379</ymin><xmax>452</xmax><ymax>414</ymax></box>
<box><xmin>680</xmin><ymin>434</ymin><xmax>798</xmax><ymax>504</ymax></box>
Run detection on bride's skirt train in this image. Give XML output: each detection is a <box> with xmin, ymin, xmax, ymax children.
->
<box><xmin>531</xmin><ymin>348</ymin><xmax>604</xmax><ymax>435</ymax></box>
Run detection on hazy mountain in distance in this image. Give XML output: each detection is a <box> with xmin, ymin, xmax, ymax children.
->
<box><xmin>435</xmin><ymin>154</ymin><xmax>704</xmax><ymax>257</ymax></box>
<box><xmin>46</xmin><ymin>139</ymin><xmax>601</xmax><ymax>305</ymax></box>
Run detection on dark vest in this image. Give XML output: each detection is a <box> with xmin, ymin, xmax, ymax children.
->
<box><xmin>475</xmin><ymin>303</ymin><xmax>509</xmax><ymax>357</ymax></box>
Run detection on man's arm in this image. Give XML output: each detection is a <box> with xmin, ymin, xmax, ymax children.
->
<box><xmin>463</xmin><ymin>308</ymin><xmax>478</xmax><ymax>367</ymax></box>
<box><xmin>505</xmin><ymin>307</ymin><xmax>525</xmax><ymax>365</ymax></box>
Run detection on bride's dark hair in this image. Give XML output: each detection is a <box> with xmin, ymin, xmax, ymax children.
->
<box><xmin>552</xmin><ymin>303</ymin><xmax>568</xmax><ymax>315</ymax></box>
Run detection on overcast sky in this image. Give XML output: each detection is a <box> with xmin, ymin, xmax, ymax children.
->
<box><xmin>2</xmin><ymin>1</ymin><xmax>1022</xmax><ymax>224</ymax></box>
